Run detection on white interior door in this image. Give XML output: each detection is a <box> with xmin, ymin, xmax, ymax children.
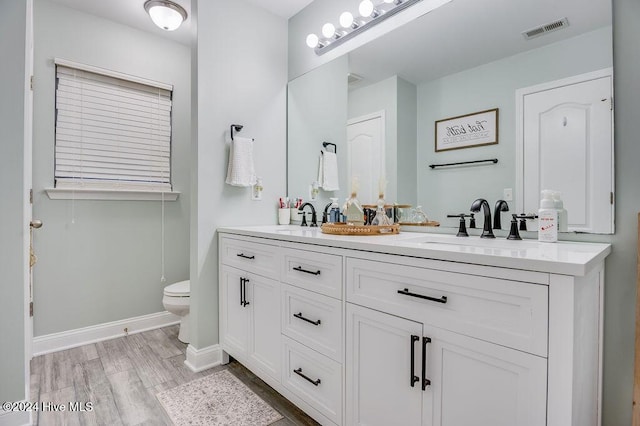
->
<box><xmin>347</xmin><ymin>112</ymin><xmax>385</xmax><ymax>205</ymax></box>
<box><xmin>24</xmin><ymin>0</ymin><xmax>34</xmax><ymax>364</ymax></box>
<box><xmin>517</xmin><ymin>69</ymin><xmax>613</xmax><ymax>233</ymax></box>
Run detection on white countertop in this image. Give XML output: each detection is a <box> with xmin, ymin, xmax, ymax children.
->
<box><xmin>218</xmin><ymin>225</ymin><xmax>611</xmax><ymax>276</ymax></box>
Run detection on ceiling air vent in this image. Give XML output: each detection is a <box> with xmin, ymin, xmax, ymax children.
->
<box><xmin>348</xmin><ymin>73</ymin><xmax>364</xmax><ymax>85</ymax></box>
<box><xmin>522</xmin><ymin>18</ymin><xmax>569</xmax><ymax>40</ymax></box>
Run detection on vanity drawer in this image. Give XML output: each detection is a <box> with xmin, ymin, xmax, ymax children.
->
<box><xmin>219</xmin><ymin>236</ymin><xmax>279</xmax><ymax>279</ymax></box>
<box><xmin>282</xmin><ymin>336</ymin><xmax>342</xmax><ymax>425</ymax></box>
<box><xmin>346</xmin><ymin>257</ymin><xmax>548</xmax><ymax>357</ymax></box>
<box><xmin>282</xmin><ymin>284</ymin><xmax>342</xmax><ymax>362</ymax></box>
<box><xmin>281</xmin><ymin>247</ymin><xmax>343</xmax><ymax>299</ymax></box>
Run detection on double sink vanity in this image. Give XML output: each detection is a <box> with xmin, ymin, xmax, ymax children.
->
<box><xmin>218</xmin><ymin>225</ymin><xmax>610</xmax><ymax>426</ymax></box>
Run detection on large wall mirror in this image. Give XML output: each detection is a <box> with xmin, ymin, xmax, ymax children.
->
<box><xmin>287</xmin><ymin>0</ymin><xmax>613</xmax><ymax>234</ymax></box>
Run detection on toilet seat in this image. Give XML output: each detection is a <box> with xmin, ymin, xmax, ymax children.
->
<box><xmin>164</xmin><ymin>280</ymin><xmax>190</xmax><ymax>297</ymax></box>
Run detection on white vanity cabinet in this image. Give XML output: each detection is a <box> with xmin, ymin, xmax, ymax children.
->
<box><xmin>219</xmin><ymin>237</ymin><xmax>282</xmax><ymax>382</ymax></box>
<box><xmin>346</xmin><ymin>300</ymin><xmax>547</xmax><ymax>426</ymax></box>
<box><xmin>218</xmin><ymin>227</ymin><xmax>610</xmax><ymax>426</ymax></box>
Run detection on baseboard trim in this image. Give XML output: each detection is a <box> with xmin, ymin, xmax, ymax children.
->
<box><xmin>33</xmin><ymin>311</ymin><xmax>180</xmax><ymax>356</ymax></box>
<box><xmin>184</xmin><ymin>344</ymin><xmax>222</xmax><ymax>373</ymax></box>
<box><xmin>0</xmin><ymin>407</ymin><xmax>30</xmax><ymax>426</ymax></box>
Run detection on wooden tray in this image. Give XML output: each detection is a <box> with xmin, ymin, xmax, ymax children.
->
<box><xmin>321</xmin><ymin>223</ymin><xmax>400</xmax><ymax>235</ymax></box>
<box><xmin>398</xmin><ymin>221</ymin><xmax>440</xmax><ymax>227</ymax></box>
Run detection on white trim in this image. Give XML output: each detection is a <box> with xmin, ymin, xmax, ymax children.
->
<box><xmin>32</xmin><ymin>311</ymin><xmax>180</xmax><ymax>356</ymax></box>
<box><xmin>0</xmin><ymin>409</ymin><xmax>30</xmax><ymax>426</ymax></box>
<box><xmin>53</xmin><ymin>57</ymin><xmax>173</xmax><ymax>91</ymax></box>
<box><xmin>45</xmin><ymin>188</ymin><xmax>180</xmax><ymax>201</ymax></box>
<box><xmin>184</xmin><ymin>344</ymin><xmax>223</xmax><ymax>373</ymax></box>
<box><xmin>515</xmin><ymin>67</ymin><xmax>614</xmax><ymax>216</ymax></box>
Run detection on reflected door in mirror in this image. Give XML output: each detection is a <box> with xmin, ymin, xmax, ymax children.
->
<box><xmin>519</xmin><ymin>69</ymin><xmax>614</xmax><ymax>234</ymax></box>
<box><xmin>347</xmin><ymin>112</ymin><xmax>385</xmax><ymax>204</ymax></box>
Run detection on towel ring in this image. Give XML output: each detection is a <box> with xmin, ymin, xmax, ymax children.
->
<box><xmin>230</xmin><ymin>124</ymin><xmax>243</xmax><ymax>141</ymax></box>
<box><xmin>322</xmin><ymin>142</ymin><xmax>337</xmax><ymax>154</ymax></box>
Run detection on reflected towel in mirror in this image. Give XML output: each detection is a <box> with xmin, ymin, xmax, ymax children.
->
<box><xmin>226</xmin><ymin>136</ymin><xmax>257</xmax><ymax>187</ymax></box>
<box><xmin>318</xmin><ymin>150</ymin><xmax>340</xmax><ymax>191</ymax></box>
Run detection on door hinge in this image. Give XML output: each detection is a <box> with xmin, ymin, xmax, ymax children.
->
<box><xmin>611</xmin><ymin>192</ymin><xmax>614</xmax><ymax>205</ymax></box>
<box><xmin>30</xmin><ymin>75</ymin><xmax>33</xmax><ymax>91</ymax></box>
<box><xmin>29</xmin><ymin>302</ymin><xmax>33</xmax><ymax>317</ymax></box>
<box><xmin>29</xmin><ymin>189</ymin><xmax>33</xmax><ymax>204</ymax></box>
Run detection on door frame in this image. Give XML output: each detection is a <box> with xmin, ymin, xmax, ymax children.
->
<box><xmin>346</xmin><ymin>110</ymin><xmax>386</xmax><ymax>201</ymax></box>
<box><xmin>515</xmin><ymin>68</ymin><xmax>614</xmax><ymax>229</ymax></box>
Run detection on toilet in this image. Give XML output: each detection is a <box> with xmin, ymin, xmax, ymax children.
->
<box><xmin>162</xmin><ymin>280</ymin><xmax>190</xmax><ymax>343</ymax></box>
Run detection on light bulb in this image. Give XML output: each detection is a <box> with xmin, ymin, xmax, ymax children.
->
<box><xmin>339</xmin><ymin>11</ymin><xmax>354</xmax><ymax>28</ymax></box>
<box><xmin>322</xmin><ymin>23</ymin><xmax>336</xmax><ymax>38</ymax></box>
<box><xmin>306</xmin><ymin>33</ymin><xmax>319</xmax><ymax>48</ymax></box>
<box><xmin>383</xmin><ymin>0</ymin><xmax>395</xmax><ymax>3</ymax></box>
<box><xmin>359</xmin><ymin>0</ymin><xmax>374</xmax><ymax>17</ymax></box>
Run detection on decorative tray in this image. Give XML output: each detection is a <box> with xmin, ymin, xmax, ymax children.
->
<box><xmin>398</xmin><ymin>221</ymin><xmax>441</xmax><ymax>227</ymax></box>
<box><xmin>320</xmin><ymin>223</ymin><xmax>400</xmax><ymax>236</ymax></box>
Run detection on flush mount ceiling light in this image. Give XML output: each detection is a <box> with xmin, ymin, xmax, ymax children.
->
<box><xmin>306</xmin><ymin>0</ymin><xmax>452</xmax><ymax>55</ymax></box>
<box><xmin>144</xmin><ymin>0</ymin><xmax>188</xmax><ymax>31</ymax></box>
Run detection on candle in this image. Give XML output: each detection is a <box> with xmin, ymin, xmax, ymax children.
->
<box><xmin>378</xmin><ymin>176</ymin><xmax>387</xmax><ymax>198</ymax></box>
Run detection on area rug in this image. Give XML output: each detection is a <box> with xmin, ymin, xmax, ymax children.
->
<box><xmin>156</xmin><ymin>369</ymin><xmax>284</xmax><ymax>426</ymax></box>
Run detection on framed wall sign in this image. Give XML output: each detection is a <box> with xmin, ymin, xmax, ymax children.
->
<box><xmin>435</xmin><ymin>108</ymin><xmax>499</xmax><ymax>152</ymax></box>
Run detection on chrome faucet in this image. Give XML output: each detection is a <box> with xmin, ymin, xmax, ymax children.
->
<box><xmin>470</xmin><ymin>198</ymin><xmax>495</xmax><ymax>238</ymax></box>
<box><xmin>298</xmin><ymin>202</ymin><xmax>318</xmax><ymax>227</ymax></box>
<box><xmin>493</xmin><ymin>200</ymin><xmax>510</xmax><ymax>230</ymax></box>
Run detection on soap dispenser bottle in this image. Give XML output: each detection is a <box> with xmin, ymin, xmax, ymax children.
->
<box><xmin>538</xmin><ymin>190</ymin><xmax>558</xmax><ymax>242</ymax></box>
<box><xmin>552</xmin><ymin>191</ymin><xmax>569</xmax><ymax>232</ymax></box>
<box><xmin>329</xmin><ymin>198</ymin><xmax>341</xmax><ymax>223</ymax></box>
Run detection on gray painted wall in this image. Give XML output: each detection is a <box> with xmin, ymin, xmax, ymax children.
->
<box><xmin>397</xmin><ymin>78</ymin><xmax>418</xmax><ymax>206</ymax></box>
<box><xmin>288</xmin><ymin>55</ymin><xmax>348</xmax><ymax>208</ymax></box>
<box><xmin>0</xmin><ymin>0</ymin><xmax>28</xmax><ymax>403</ymax></box>
<box><xmin>191</xmin><ymin>0</ymin><xmax>288</xmax><ymax>349</ymax></box>
<box><xmin>32</xmin><ymin>0</ymin><xmax>191</xmax><ymax>335</ymax></box>
<box><xmin>417</xmin><ymin>27</ymin><xmax>612</xmax><ymax>225</ymax></box>
<box><xmin>289</xmin><ymin>1</ymin><xmax>638</xmax><ymax>424</ymax></box>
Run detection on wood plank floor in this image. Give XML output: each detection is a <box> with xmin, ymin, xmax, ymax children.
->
<box><xmin>30</xmin><ymin>325</ymin><xmax>319</xmax><ymax>425</ymax></box>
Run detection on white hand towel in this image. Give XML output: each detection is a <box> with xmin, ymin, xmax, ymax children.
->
<box><xmin>225</xmin><ymin>136</ymin><xmax>257</xmax><ymax>187</ymax></box>
<box><xmin>320</xmin><ymin>150</ymin><xmax>340</xmax><ymax>191</ymax></box>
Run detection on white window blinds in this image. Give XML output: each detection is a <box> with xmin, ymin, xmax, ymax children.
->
<box><xmin>55</xmin><ymin>63</ymin><xmax>172</xmax><ymax>192</ymax></box>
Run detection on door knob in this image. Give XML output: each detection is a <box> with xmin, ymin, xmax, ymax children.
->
<box><xmin>30</xmin><ymin>220</ymin><xmax>43</xmax><ymax>229</ymax></box>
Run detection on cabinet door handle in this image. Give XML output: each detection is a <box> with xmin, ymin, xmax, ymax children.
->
<box><xmin>242</xmin><ymin>278</ymin><xmax>250</xmax><ymax>306</ymax></box>
<box><xmin>293</xmin><ymin>368</ymin><xmax>321</xmax><ymax>386</ymax></box>
<box><xmin>293</xmin><ymin>312</ymin><xmax>321</xmax><ymax>326</ymax></box>
<box><xmin>237</xmin><ymin>253</ymin><xmax>255</xmax><ymax>260</ymax></box>
<box><xmin>410</xmin><ymin>335</ymin><xmax>420</xmax><ymax>388</ymax></box>
<box><xmin>397</xmin><ymin>288</ymin><xmax>447</xmax><ymax>304</ymax></box>
<box><xmin>422</xmin><ymin>337</ymin><xmax>432</xmax><ymax>390</ymax></box>
<box><xmin>293</xmin><ymin>266</ymin><xmax>321</xmax><ymax>276</ymax></box>
<box><xmin>239</xmin><ymin>277</ymin><xmax>244</xmax><ymax>306</ymax></box>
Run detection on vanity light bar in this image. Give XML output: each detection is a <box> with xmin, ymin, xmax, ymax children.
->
<box><xmin>308</xmin><ymin>0</ymin><xmax>449</xmax><ymax>56</ymax></box>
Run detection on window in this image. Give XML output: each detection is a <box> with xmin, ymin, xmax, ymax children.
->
<box><xmin>54</xmin><ymin>60</ymin><xmax>173</xmax><ymax>193</ymax></box>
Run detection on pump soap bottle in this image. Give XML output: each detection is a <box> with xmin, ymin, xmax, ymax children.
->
<box><xmin>538</xmin><ymin>190</ymin><xmax>558</xmax><ymax>243</ymax></box>
<box><xmin>552</xmin><ymin>191</ymin><xmax>569</xmax><ymax>232</ymax></box>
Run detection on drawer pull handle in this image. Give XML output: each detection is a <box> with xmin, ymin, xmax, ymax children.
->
<box><xmin>293</xmin><ymin>368</ymin><xmax>321</xmax><ymax>386</ymax></box>
<box><xmin>293</xmin><ymin>266</ymin><xmax>321</xmax><ymax>276</ymax></box>
<box><xmin>410</xmin><ymin>335</ymin><xmax>420</xmax><ymax>388</ymax></box>
<box><xmin>397</xmin><ymin>288</ymin><xmax>447</xmax><ymax>304</ymax></box>
<box><xmin>237</xmin><ymin>253</ymin><xmax>255</xmax><ymax>260</ymax></box>
<box><xmin>422</xmin><ymin>337</ymin><xmax>432</xmax><ymax>390</ymax></box>
<box><xmin>293</xmin><ymin>312</ymin><xmax>321</xmax><ymax>326</ymax></box>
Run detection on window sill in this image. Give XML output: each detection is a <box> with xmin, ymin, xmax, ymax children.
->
<box><xmin>45</xmin><ymin>188</ymin><xmax>180</xmax><ymax>201</ymax></box>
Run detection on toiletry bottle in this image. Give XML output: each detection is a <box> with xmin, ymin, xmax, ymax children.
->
<box><xmin>538</xmin><ymin>190</ymin><xmax>558</xmax><ymax>243</ymax></box>
<box><xmin>552</xmin><ymin>191</ymin><xmax>569</xmax><ymax>232</ymax></box>
<box><xmin>329</xmin><ymin>198</ymin><xmax>340</xmax><ymax>223</ymax></box>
